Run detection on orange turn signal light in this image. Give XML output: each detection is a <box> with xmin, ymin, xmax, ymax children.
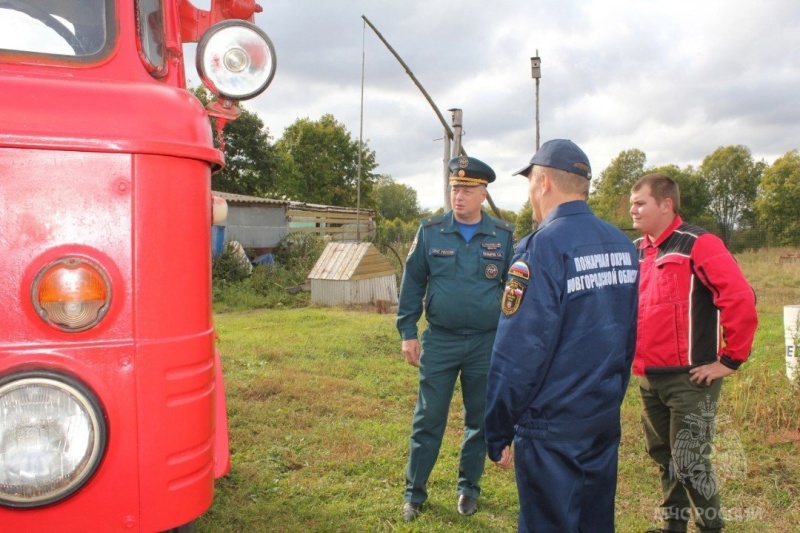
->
<box><xmin>32</xmin><ymin>258</ymin><xmax>111</xmax><ymax>332</ymax></box>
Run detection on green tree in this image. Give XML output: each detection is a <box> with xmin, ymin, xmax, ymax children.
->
<box><xmin>588</xmin><ymin>149</ymin><xmax>647</xmax><ymax>228</ymax></box>
<box><xmin>514</xmin><ymin>200</ymin><xmax>534</xmax><ymax>239</ymax></box>
<box><xmin>754</xmin><ymin>150</ymin><xmax>800</xmax><ymax>246</ymax></box>
<box><xmin>649</xmin><ymin>164</ymin><xmax>714</xmax><ymax>228</ymax></box>
<box><xmin>491</xmin><ymin>206</ymin><xmax>518</xmax><ymax>225</ymax></box>
<box><xmin>373</xmin><ymin>175</ymin><xmax>421</xmax><ymax>222</ymax></box>
<box><xmin>192</xmin><ymin>87</ymin><xmax>278</xmax><ymax>196</ymax></box>
<box><xmin>700</xmin><ymin>145</ymin><xmax>764</xmax><ymax>245</ymax></box>
<box><xmin>273</xmin><ymin>114</ymin><xmax>378</xmax><ymax>207</ymax></box>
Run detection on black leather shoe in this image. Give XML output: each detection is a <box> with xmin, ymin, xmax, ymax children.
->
<box><xmin>457</xmin><ymin>494</ymin><xmax>478</xmax><ymax>516</ymax></box>
<box><xmin>402</xmin><ymin>502</ymin><xmax>422</xmax><ymax>522</ymax></box>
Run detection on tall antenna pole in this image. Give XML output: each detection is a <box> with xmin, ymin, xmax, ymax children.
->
<box><xmin>356</xmin><ymin>20</ymin><xmax>366</xmax><ymax>241</ymax></box>
<box><xmin>531</xmin><ymin>53</ymin><xmax>541</xmax><ymax>151</ymax></box>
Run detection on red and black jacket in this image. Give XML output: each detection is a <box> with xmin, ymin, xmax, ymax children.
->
<box><xmin>632</xmin><ymin>216</ymin><xmax>758</xmax><ymax>376</ymax></box>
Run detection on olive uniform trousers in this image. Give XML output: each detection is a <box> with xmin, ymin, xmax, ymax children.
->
<box><xmin>404</xmin><ymin>326</ymin><xmax>495</xmax><ymax>504</ymax></box>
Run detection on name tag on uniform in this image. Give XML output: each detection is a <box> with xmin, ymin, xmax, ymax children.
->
<box><xmin>481</xmin><ymin>251</ymin><xmax>504</xmax><ymax>260</ymax></box>
<box><xmin>429</xmin><ymin>248</ymin><xmax>456</xmax><ymax>256</ymax></box>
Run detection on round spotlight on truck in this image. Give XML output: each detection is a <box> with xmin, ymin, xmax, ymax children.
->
<box><xmin>196</xmin><ymin>20</ymin><xmax>277</xmax><ymax>101</ymax></box>
<box><xmin>32</xmin><ymin>257</ymin><xmax>112</xmax><ymax>333</ymax></box>
<box><xmin>0</xmin><ymin>371</ymin><xmax>107</xmax><ymax>508</ymax></box>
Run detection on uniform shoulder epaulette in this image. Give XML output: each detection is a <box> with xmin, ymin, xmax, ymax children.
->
<box><xmin>494</xmin><ymin>219</ymin><xmax>515</xmax><ymax>233</ymax></box>
<box><xmin>422</xmin><ymin>213</ymin><xmax>446</xmax><ymax>227</ymax></box>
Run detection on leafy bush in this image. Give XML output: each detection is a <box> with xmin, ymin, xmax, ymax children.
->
<box><xmin>272</xmin><ymin>234</ymin><xmax>326</xmax><ymax>273</ymax></box>
<box><xmin>374</xmin><ymin>217</ymin><xmax>418</xmax><ymax>247</ymax></box>
<box><xmin>213</xmin><ymin>234</ymin><xmax>325</xmax><ymax>312</ymax></box>
<box><xmin>212</xmin><ymin>242</ymin><xmax>252</xmax><ymax>283</ymax></box>
<box><xmin>213</xmin><ymin>263</ymin><xmax>310</xmax><ymax>312</ymax></box>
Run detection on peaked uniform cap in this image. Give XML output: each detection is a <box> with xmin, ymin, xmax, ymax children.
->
<box><xmin>448</xmin><ymin>156</ymin><xmax>496</xmax><ymax>186</ymax></box>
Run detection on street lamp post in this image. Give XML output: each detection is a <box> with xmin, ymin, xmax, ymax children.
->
<box><xmin>531</xmin><ymin>53</ymin><xmax>541</xmax><ymax>151</ymax></box>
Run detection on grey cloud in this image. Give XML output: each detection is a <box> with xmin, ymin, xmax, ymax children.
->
<box><xmin>229</xmin><ymin>0</ymin><xmax>800</xmax><ymax>211</ymax></box>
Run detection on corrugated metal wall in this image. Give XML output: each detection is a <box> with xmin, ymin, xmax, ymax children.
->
<box><xmin>310</xmin><ymin>275</ymin><xmax>398</xmax><ymax>306</ymax></box>
<box><xmin>220</xmin><ymin>204</ymin><xmax>288</xmax><ymax>250</ymax></box>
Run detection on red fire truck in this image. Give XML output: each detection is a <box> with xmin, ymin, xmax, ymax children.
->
<box><xmin>0</xmin><ymin>1</ymin><xmax>276</xmax><ymax>531</ymax></box>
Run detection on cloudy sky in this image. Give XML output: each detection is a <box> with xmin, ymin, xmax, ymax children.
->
<box><xmin>190</xmin><ymin>0</ymin><xmax>800</xmax><ymax>212</ymax></box>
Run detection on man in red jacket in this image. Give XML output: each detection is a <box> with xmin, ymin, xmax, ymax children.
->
<box><xmin>629</xmin><ymin>173</ymin><xmax>758</xmax><ymax>533</ymax></box>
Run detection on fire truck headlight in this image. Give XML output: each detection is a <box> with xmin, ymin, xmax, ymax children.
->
<box><xmin>32</xmin><ymin>258</ymin><xmax>111</xmax><ymax>332</ymax></box>
<box><xmin>0</xmin><ymin>372</ymin><xmax>107</xmax><ymax>508</ymax></box>
<box><xmin>196</xmin><ymin>20</ymin><xmax>277</xmax><ymax>101</ymax></box>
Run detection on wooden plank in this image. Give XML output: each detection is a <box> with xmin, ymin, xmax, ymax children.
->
<box><xmin>289</xmin><ymin>226</ymin><xmax>370</xmax><ymax>234</ymax></box>
<box><xmin>287</xmin><ymin>208</ymin><xmax>373</xmax><ymax>215</ymax></box>
<box><xmin>287</xmin><ymin>210</ymin><xmax>372</xmax><ymax>221</ymax></box>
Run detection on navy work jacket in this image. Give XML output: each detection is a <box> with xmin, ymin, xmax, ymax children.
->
<box><xmin>484</xmin><ymin>201</ymin><xmax>639</xmax><ymax>461</ymax></box>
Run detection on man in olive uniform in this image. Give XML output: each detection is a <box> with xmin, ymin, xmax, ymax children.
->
<box><xmin>397</xmin><ymin>156</ymin><xmax>514</xmax><ymax>522</ymax></box>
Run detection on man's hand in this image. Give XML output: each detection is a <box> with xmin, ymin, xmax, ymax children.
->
<box><xmin>690</xmin><ymin>361</ymin><xmax>734</xmax><ymax>386</ymax></box>
<box><xmin>402</xmin><ymin>339</ymin><xmax>421</xmax><ymax>367</ymax></box>
<box><xmin>492</xmin><ymin>445</ymin><xmax>513</xmax><ymax>470</ymax></box>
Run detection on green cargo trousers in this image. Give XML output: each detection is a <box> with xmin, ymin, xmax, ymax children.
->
<box><xmin>639</xmin><ymin>373</ymin><xmax>724</xmax><ymax>533</ymax></box>
<box><xmin>404</xmin><ymin>326</ymin><xmax>495</xmax><ymax>504</ymax></box>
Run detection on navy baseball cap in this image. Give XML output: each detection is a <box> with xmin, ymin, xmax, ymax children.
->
<box><xmin>513</xmin><ymin>139</ymin><xmax>592</xmax><ymax>180</ymax></box>
<box><xmin>448</xmin><ymin>156</ymin><xmax>496</xmax><ymax>186</ymax></box>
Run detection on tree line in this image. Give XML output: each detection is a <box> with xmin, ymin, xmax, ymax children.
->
<box><xmin>202</xmin><ymin>89</ymin><xmax>800</xmax><ymax>249</ymax></box>
<box><xmin>197</xmin><ymin>88</ymin><xmax>421</xmax><ymax>221</ymax></box>
<box><xmin>588</xmin><ymin>145</ymin><xmax>800</xmax><ymax>250</ymax></box>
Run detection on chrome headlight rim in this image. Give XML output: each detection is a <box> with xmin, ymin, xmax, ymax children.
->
<box><xmin>0</xmin><ymin>370</ymin><xmax>108</xmax><ymax>509</ymax></box>
<box><xmin>196</xmin><ymin>19</ymin><xmax>277</xmax><ymax>101</ymax></box>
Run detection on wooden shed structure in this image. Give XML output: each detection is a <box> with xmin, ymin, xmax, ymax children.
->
<box><xmin>288</xmin><ymin>201</ymin><xmax>376</xmax><ymax>242</ymax></box>
<box><xmin>307</xmin><ymin>242</ymin><xmax>397</xmax><ymax>306</ymax></box>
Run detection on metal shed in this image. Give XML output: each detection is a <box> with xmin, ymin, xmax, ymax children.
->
<box><xmin>307</xmin><ymin>242</ymin><xmax>398</xmax><ymax>306</ymax></box>
<box><xmin>211</xmin><ymin>191</ymin><xmax>376</xmax><ymax>256</ymax></box>
<box><xmin>212</xmin><ymin>191</ymin><xmax>289</xmax><ymax>255</ymax></box>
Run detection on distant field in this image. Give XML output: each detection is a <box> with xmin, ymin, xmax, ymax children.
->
<box><xmin>198</xmin><ymin>248</ymin><xmax>800</xmax><ymax>532</ymax></box>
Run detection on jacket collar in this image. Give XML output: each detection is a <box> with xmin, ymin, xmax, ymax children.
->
<box><xmin>442</xmin><ymin>210</ymin><xmax>494</xmax><ymax>235</ymax></box>
<box><xmin>538</xmin><ymin>200</ymin><xmax>591</xmax><ymax>230</ymax></box>
<box><xmin>639</xmin><ymin>215</ymin><xmax>683</xmax><ymax>249</ymax></box>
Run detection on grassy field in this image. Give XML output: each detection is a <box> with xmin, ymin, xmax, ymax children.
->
<box><xmin>198</xmin><ymin>248</ymin><xmax>800</xmax><ymax>532</ymax></box>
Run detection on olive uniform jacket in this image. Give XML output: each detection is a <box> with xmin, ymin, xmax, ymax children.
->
<box><xmin>396</xmin><ymin>211</ymin><xmax>515</xmax><ymax>341</ymax></box>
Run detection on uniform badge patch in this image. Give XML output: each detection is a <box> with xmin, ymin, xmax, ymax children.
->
<box><xmin>485</xmin><ymin>263</ymin><xmax>499</xmax><ymax>279</ymax></box>
<box><xmin>501</xmin><ymin>279</ymin><xmax>526</xmax><ymax>316</ymax></box>
<box><xmin>509</xmin><ymin>260</ymin><xmax>530</xmax><ymax>280</ymax></box>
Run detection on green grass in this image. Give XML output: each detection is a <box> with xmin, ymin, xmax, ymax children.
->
<box><xmin>198</xmin><ymin>249</ymin><xmax>800</xmax><ymax>532</ymax></box>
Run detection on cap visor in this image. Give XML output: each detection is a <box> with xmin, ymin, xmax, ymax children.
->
<box><xmin>512</xmin><ymin>164</ymin><xmax>533</xmax><ymax>177</ymax></box>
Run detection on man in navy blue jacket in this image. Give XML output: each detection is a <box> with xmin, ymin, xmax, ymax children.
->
<box><xmin>484</xmin><ymin>139</ymin><xmax>639</xmax><ymax>532</ymax></box>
